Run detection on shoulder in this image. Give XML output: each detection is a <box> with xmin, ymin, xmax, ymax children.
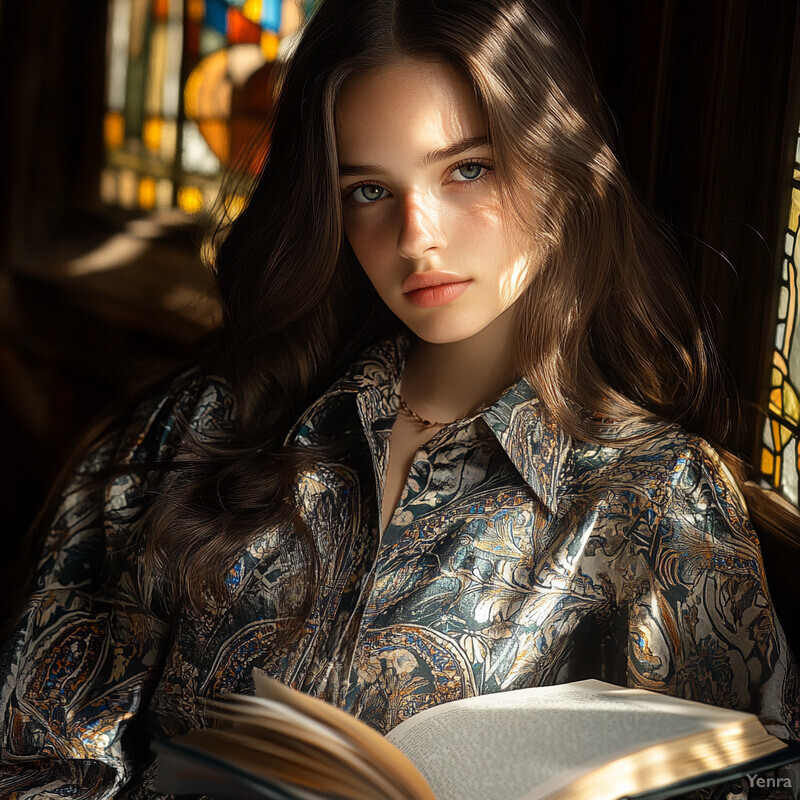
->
<box><xmin>91</xmin><ymin>360</ymin><xmax>237</xmax><ymax>471</ymax></box>
<box><xmin>68</xmin><ymin>359</ymin><xmax>235</xmax><ymax>473</ymax></box>
<box><xmin>39</xmin><ymin>362</ymin><xmax>236</xmax><ymax>561</ymax></box>
<box><xmin>566</xmin><ymin>422</ymin><xmax>756</xmax><ymax>557</ymax></box>
<box><xmin>569</xmin><ymin>422</ymin><xmax>742</xmax><ymax>510</ymax></box>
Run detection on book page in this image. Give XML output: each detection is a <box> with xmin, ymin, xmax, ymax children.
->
<box><xmin>384</xmin><ymin>680</ymin><xmax>753</xmax><ymax>800</ymax></box>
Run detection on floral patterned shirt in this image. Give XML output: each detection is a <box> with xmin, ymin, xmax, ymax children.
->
<box><xmin>1</xmin><ymin>328</ymin><xmax>798</xmax><ymax>799</ymax></box>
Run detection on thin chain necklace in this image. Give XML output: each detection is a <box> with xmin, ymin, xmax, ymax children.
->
<box><xmin>398</xmin><ymin>391</ymin><xmax>502</xmax><ymax>428</ymax></box>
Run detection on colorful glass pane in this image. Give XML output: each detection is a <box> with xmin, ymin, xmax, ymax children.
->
<box><xmin>761</xmin><ymin>121</ymin><xmax>800</xmax><ymax>505</ymax></box>
<box><xmin>102</xmin><ymin>0</ymin><xmax>312</xmax><ymax>214</ymax></box>
<box><xmin>261</xmin><ymin>0</ymin><xmax>282</xmax><ymax>32</ymax></box>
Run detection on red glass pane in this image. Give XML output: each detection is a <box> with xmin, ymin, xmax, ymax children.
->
<box><xmin>152</xmin><ymin>0</ymin><xmax>170</xmax><ymax>20</ymax></box>
<box><xmin>227</xmin><ymin>8</ymin><xmax>262</xmax><ymax>44</ymax></box>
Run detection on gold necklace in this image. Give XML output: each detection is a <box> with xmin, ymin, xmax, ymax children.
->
<box><xmin>398</xmin><ymin>394</ymin><xmax>452</xmax><ymax>427</ymax></box>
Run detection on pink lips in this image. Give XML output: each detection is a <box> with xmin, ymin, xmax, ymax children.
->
<box><xmin>402</xmin><ymin>271</ymin><xmax>472</xmax><ymax>309</ymax></box>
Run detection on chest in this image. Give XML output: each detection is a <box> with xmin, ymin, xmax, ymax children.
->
<box><xmin>154</xmin><ymin>432</ymin><xmax>633</xmax><ymax>740</ymax></box>
<box><xmin>380</xmin><ymin>414</ymin><xmax>442</xmax><ymax>535</ymax></box>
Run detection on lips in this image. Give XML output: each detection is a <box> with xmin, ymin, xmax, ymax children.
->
<box><xmin>402</xmin><ymin>271</ymin><xmax>469</xmax><ymax>293</ymax></box>
<box><xmin>401</xmin><ymin>270</ymin><xmax>473</xmax><ymax>309</ymax></box>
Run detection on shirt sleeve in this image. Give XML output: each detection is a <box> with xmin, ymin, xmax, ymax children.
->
<box><xmin>625</xmin><ymin>437</ymin><xmax>800</xmax><ymax>798</ymax></box>
<box><xmin>0</xmin><ymin>364</ymin><xmax>233</xmax><ymax>800</ymax></box>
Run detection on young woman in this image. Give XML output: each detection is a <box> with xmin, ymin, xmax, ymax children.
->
<box><xmin>1</xmin><ymin>1</ymin><xmax>798</xmax><ymax>798</ymax></box>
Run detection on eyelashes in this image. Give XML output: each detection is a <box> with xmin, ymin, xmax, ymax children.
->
<box><xmin>349</xmin><ymin>184</ymin><xmax>390</xmax><ymax>205</ymax></box>
<box><xmin>450</xmin><ymin>159</ymin><xmax>493</xmax><ymax>183</ymax></box>
<box><xmin>341</xmin><ymin>159</ymin><xmax>494</xmax><ymax>208</ymax></box>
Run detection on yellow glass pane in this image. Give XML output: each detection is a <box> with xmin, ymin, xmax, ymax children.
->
<box><xmin>761</xmin><ymin>448</ymin><xmax>774</xmax><ymax>477</ymax></box>
<box><xmin>104</xmin><ymin>111</ymin><xmax>125</xmax><ymax>149</ymax></box>
<box><xmin>183</xmin><ymin>62</ymin><xmax>203</xmax><ymax>120</ymax></box>
<box><xmin>261</xmin><ymin>31</ymin><xmax>280</xmax><ymax>61</ymax></box>
<box><xmin>772</xmin><ymin>419</ymin><xmax>789</xmax><ymax>450</ymax></box>
<box><xmin>178</xmin><ymin>186</ymin><xmax>204</xmax><ymax>214</ymax></box>
<box><xmin>138</xmin><ymin>177</ymin><xmax>157</xmax><ymax>209</ymax></box>
<box><xmin>243</xmin><ymin>0</ymin><xmax>262</xmax><ymax>23</ymax></box>
<box><xmin>791</xmin><ymin>186</ymin><xmax>800</xmax><ymax>234</ymax></box>
<box><xmin>143</xmin><ymin>117</ymin><xmax>163</xmax><ymax>153</ymax></box>
<box><xmin>784</xmin><ymin>381</ymin><xmax>800</xmax><ymax>426</ymax></box>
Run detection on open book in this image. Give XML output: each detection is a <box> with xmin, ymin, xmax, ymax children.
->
<box><xmin>153</xmin><ymin>672</ymin><xmax>799</xmax><ymax>800</ymax></box>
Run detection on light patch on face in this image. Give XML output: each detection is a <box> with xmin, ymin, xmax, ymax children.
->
<box><xmin>335</xmin><ymin>57</ymin><xmax>544</xmax><ymax>345</ymax></box>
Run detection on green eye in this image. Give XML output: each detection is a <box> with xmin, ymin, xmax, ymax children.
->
<box><xmin>352</xmin><ymin>185</ymin><xmax>386</xmax><ymax>204</ymax></box>
<box><xmin>457</xmin><ymin>163</ymin><xmax>484</xmax><ymax>180</ymax></box>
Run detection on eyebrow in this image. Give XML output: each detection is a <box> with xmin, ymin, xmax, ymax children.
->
<box><xmin>338</xmin><ymin>135</ymin><xmax>490</xmax><ymax>177</ymax></box>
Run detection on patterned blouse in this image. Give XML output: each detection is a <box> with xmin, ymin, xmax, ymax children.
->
<box><xmin>1</xmin><ymin>328</ymin><xmax>798</xmax><ymax>800</ymax></box>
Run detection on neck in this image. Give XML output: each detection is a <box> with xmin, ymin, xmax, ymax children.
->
<box><xmin>400</xmin><ymin>308</ymin><xmax>518</xmax><ymax>422</ymax></box>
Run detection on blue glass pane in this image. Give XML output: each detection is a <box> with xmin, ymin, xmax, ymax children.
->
<box><xmin>261</xmin><ymin>0</ymin><xmax>281</xmax><ymax>32</ymax></box>
<box><xmin>205</xmin><ymin>0</ymin><xmax>228</xmax><ymax>34</ymax></box>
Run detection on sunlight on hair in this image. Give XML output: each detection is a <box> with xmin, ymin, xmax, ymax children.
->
<box><xmin>224</xmin><ymin>194</ymin><xmax>248</xmax><ymax>221</ymax></box>
<box><xmin>503</xmin><ymin>1</ymin><xmax>557</xmax><ymax>51</ymax></box>
<box><xmin>497</xmin><ymin>252</ymin><xmax>541</xmax><ymax>308</ymax></box>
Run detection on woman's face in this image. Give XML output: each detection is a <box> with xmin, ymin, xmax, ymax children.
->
<box><xmin>335</xmin><ymin>57</ymin><xmax>542</xmax><ymax>344</ymax></box>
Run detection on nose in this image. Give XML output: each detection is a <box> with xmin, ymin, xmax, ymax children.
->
<box><xmin>396</xmin><ymin>191</ymin><xmax>447</xmax><ymax>259</ymax></box>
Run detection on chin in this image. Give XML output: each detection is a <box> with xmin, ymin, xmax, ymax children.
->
<box><xmin>402</xmin><ymin>316</ymin><xmax>489</xmax><ymax>345</ymax></box>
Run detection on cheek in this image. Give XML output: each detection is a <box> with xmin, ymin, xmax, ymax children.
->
<box><xmin>455</xmin><ymin>199</ymin><xmax>506</xmax><ymax>244</ymax></box>
<box><xmin>343</xmin><ymin>215</ymin><xmax>393</xmax><ymax>277</ymax></box>
<box><xmin>461</xmin><ymin>205</ymin><xmax>536</xmax><ymax>296</ymax></box>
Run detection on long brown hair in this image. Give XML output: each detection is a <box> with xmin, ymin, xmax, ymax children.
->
<box><xmin>27</xmin><ymin>0</ymin><xmax>749</xmax><ymax>629</ymax></box>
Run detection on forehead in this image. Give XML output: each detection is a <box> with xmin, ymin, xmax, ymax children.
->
<box><xmin>335</xmin><ymin>58</ymin><xmax>486</xmax><ymax>163</ymax></box>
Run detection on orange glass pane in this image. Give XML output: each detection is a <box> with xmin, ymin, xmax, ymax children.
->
<box><xmin>261</xmin><ymin>30</ymin><xmax>279</xmax><ymax>61</ymax></box>
<box><xmin>770</xmin><ymin>386</ymin><xmax>783</xmax><ymax>416</ymax></box>
<box><xmin>152</xmin><ymin>0</ymin><xmax>170</xmax><ymax>19</ymax></box>
<box><xmin>104</xmin><ymin>111</ymin><xmax>125</xmax><ymax>149</ymax></box>
<box><xmin>143</xmin><ymin>117</ymin><xmax>163</xmax><ymax>153</ymax></box>
<box><xmin>138</xmin><ymin>176</ymin><xmax>157</xmax><ymax>209</ymax></box>
<box><xmin>187</xmin><ymin>0</ymin><xmax>205</xmax><ymax>21</ymax></box>
<box><xmin>197</xmin><ymin>119</ymin><xmax>230</xmax><ymax>164</ymax></box>
<box><xmin>761</xmin><ymin>448</ymin><xmax>774</xmax><ymax>477</ymax></box>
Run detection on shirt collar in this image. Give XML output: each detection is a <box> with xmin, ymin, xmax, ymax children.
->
<box><xmin>285</xmin><ymin>327</ymin><xmax>571</xmax><ymax>515</ymax></box>
<box><xmin>478</xmin><ymin>379</ymin><xmax>570</xmax><ymax>516</ymax></box>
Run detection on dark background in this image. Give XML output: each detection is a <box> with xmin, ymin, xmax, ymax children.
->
<box><xmin>0</xmin><ymin>1</ymin><xmax>798</xmax><ymax>647</ymax></box>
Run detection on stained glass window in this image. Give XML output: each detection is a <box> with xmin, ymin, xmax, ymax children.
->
<box><xmin>101</xmin><ymin>0</ymin><xmax>311</xmax><ymax>217</ymax></box>
<box><xmin>761</xmin><ymin>120</ymin><xmax>800</xmax><ymax>504</ymax></box>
